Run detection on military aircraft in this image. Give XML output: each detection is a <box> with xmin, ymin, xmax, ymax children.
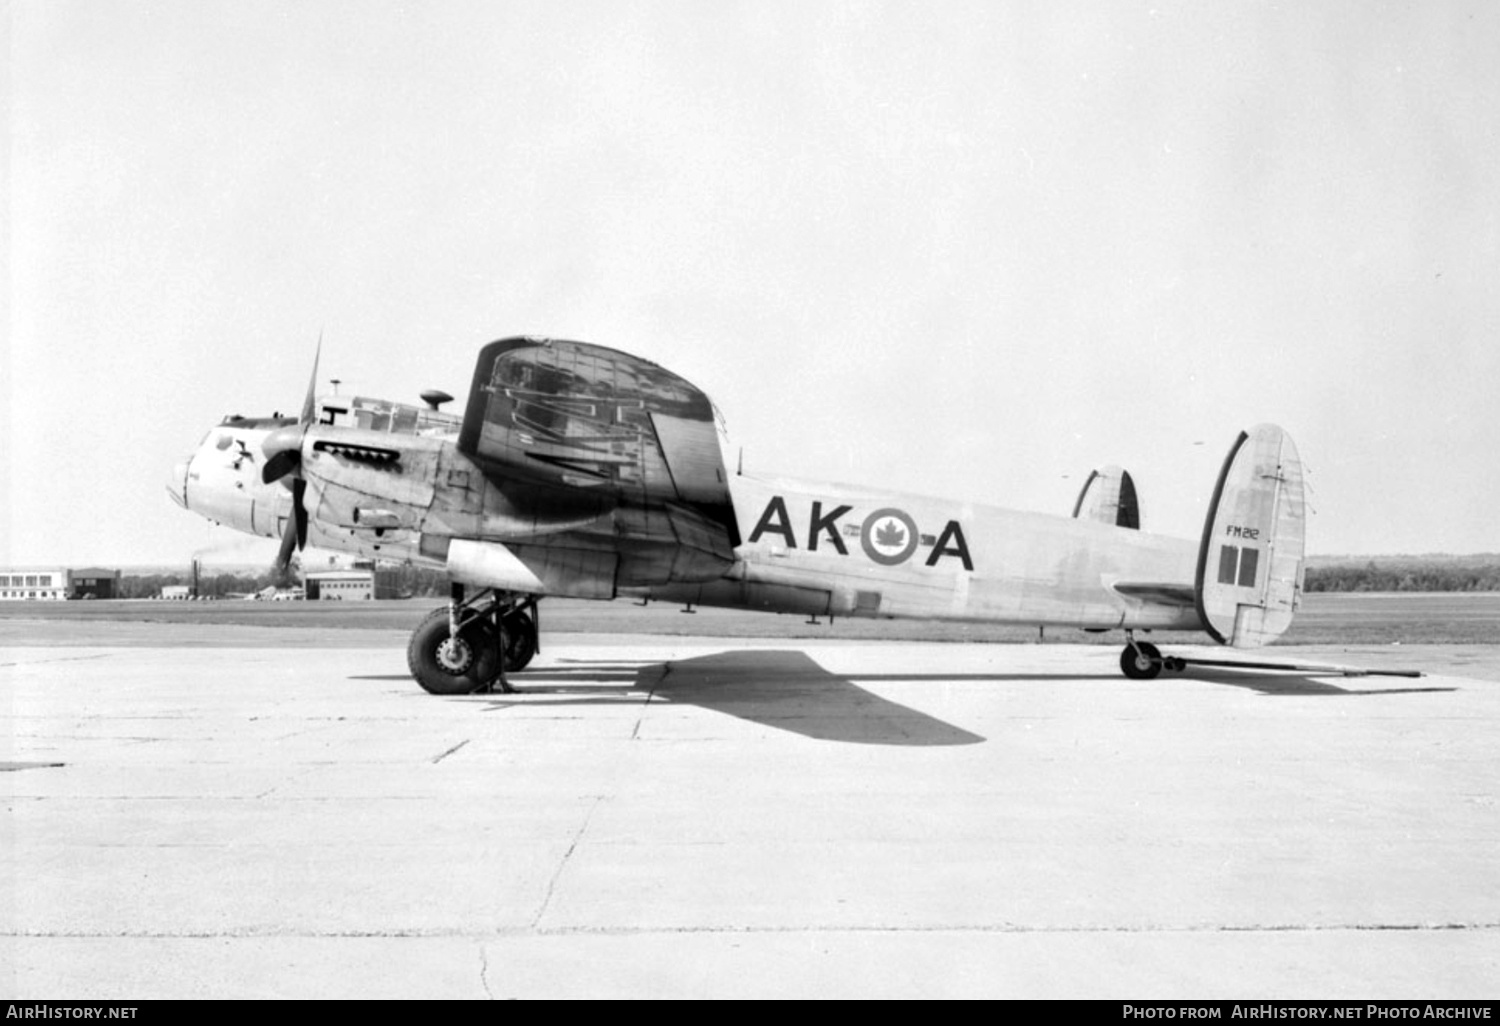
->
<box><xmin>167</xmin><ymin>336</ymin><xmax>1307</xmax><ymax>694</ymax></box>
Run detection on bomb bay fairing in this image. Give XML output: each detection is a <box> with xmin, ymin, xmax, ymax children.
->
<box><xmin>167</xmin><ymin>336</ymin><xmax>1307</xmax><ymax>694</ymax></box>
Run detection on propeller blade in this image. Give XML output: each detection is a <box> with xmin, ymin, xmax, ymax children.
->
<box><xmin>267</xmin><ymin>339</ymin><xmax>322</xmax><ymax>575</ymax></box>
<box><xmin>260</xmin><ymin>333</ymin><xmax>318</xmax><ymax>483</ymax></box>
<box><xmin>293</xmin><ymin>478</ymin><xmax>308</xmax><ymax>550</ymax></box>
<box><xmin>272</xmin><ymin>515</ymin><xmax>299</xmax><ymax>574</ymax></box>
<box><xmin>300</xmin><ymin>335</ymin><xmax>322</xmax><ymax>426</ymax></box>
<box><xmin>262</xmin><ymin>448</ymin><xmax>300</xmax><ymax>485</ymax></box>
<box><xmin>271</xmin><ymin>480</ymin><xmax>310</xmax><ymax>580</ymax></box>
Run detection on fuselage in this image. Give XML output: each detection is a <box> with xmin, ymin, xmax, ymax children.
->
<box><xmin>641</xmin><ymin>472</ymin><xmax>1204</xmax><ymax>631</ymax></box>
<box><xmin>169</xmin><ymin>404</ymin><xmax>1205</xmax><ymax>633</ymax></box>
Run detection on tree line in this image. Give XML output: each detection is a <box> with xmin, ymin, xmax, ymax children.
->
<box><xmin>1303</xmin><ymin>558</ymin><xmax>1500</xmax><ymax>592</ymax></box>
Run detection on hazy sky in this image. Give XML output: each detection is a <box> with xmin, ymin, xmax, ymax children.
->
<box><xmin>5</xmin><ymin>0</ymin><xmax>1498</xmax><ymax>568</ymax></box>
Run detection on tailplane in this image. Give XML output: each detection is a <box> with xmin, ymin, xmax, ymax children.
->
<box><xmin>1194</xmin><ymin>425</ymin><xmax>1306</xmax><ymax>648</ymax></box>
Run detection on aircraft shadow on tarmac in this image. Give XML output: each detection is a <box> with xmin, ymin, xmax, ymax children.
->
<box><xmin>351</xmin><ymin>650</ymin><xmax>1456</xmax><ymax>744</ymax></box>
<box><xmin>476</xmin><ymin>649</ymin><xmax>987</xmax><ymax>746</ymax></box>
<box><xmin>1167</xmin><ymin>666</ymin><xmax>1458</xmax><ymax>697</ymax></box>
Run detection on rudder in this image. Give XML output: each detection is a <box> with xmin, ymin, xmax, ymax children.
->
<box><xmin>1195</xmin><ymin>424</ymin><xmax>1306</xmax><ymax>647</ymax></box>
<box><xmin>1071</xmin><ymin>465</ymin><xmax>1141</xmax><ymax>529</ymax></box>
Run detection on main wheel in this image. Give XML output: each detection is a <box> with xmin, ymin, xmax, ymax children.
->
<box><xmin>407</xmin><ymin>607</ymin><xmax>500</xmax><ymax>695</ymax></box>
<box><xmin>1120</xmin><ymin>641</ymin><xmax>1163</xmax><ymax>680</ymax></box>
<box><xmin>500</xmin><ymin>609</ymin><xmax>537</xmax><ymax>673</ymax></box>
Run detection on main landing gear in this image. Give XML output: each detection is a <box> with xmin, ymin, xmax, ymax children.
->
<box><xmin>1119</xmin><ymin>631</ymin><xmax>1187</xmax><ymax>680</ymax></box>
<box><xmin>406</xmin><ymin>585</ymin><xmax>539</xmax><ymax>695</ymax></box>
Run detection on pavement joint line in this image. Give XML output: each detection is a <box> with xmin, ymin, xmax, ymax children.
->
<box><xmin>431</xmin><ymin>739</ymin><xmax>470</xmax><ymax>763</ymax></box>
<box><xmin>530</xmin><ymin>794</ymin><xmax>608</xmax><ymax>930</ymax></box>
<box><xmin>478</xmin><ymin>943</ymin><xmax>495</xmax><ymax>999</ymax></box>
<box><xmin>629</xmin><ymin>662</ymin><xmax>670</xmax><ymax>741</ymax></box>
<box><xmin>7</xmin><ymin>922</ymin><xmax>1500</xmax><ymax>939</ymax></box>
<box><xmin>0</xmin><ymin>654</ymin><xmax>113</xmax><ymax>668</ymax></box>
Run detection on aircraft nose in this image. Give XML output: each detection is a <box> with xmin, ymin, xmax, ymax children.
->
<box><xmin>167</xmin><ymin>458</ymin><xmax>189</xmax><ymax>509</ymax></box>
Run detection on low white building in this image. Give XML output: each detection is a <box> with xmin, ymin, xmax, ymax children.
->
<box><xmin>0</xmin><ymin>569</ymin><xmax>70</xmax><ymax>601</ymax></box>
<box><xmin>305</xmin><ymin>570</ymin><xmax>375</xmax><ymax>601</ymax></box>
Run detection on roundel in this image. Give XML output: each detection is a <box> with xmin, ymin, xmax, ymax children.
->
<box><xmin>860</xmin><ymin>508</ymin><xmax>920</xmax><ymax>566</ymax></box>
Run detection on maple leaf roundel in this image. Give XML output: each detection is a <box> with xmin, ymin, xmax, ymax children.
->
<box><xmin>859</xmin><ymin>507</ymin><xmax>920</xmax><ymax>566</ymax></box>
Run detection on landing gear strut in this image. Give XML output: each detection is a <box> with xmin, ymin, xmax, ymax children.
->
<box><xmin>1119</xmin><ymin>632</ymin><xmax>1187</xmax><ymax>680</ymax></box>
<box><xmin>406</xmin><ymin>585</ymin><xmax>540</xmax><ymax>695</ymax></box>
<box><xmin>1120</xmin><ymin>639</ymin><xmax>1162</xmax><ymax>679</ymax></box>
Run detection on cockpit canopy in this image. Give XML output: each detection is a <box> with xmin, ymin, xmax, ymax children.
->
<box><xmin>219</xmin><ymin>396</ymin><xmax>462</xmax><ymax>437</ymax></box>
<box><xmin>315</xmin><ymin>395</ymin><xmax>461</xmax><ymax>436</ymax></box>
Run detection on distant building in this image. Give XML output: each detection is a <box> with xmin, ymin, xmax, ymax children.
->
<box><xmin>69</xmin><ymin>568</ymin><xmax>121</xmax><ymax>600</ymax></box>
<box><xmin>304</xmin><ymin>569</ymin><xmax>375</xmax><ymax>601</ymax></box>
<box><xmin>160</xmin><ymin>585</ymin><xmax>192</xmax><ymax>600</ymax></box>
<box><xmin>0</xmin><ymin>568</ymin><xmax>71</xmax><ymax>601</ymax></box>
<box><xmin>1</xmin><ymin>567</ymin><xmax>123</xmax><ymax>600</ymax></box>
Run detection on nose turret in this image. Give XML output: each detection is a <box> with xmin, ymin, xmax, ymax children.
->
<box><xmin>167</xmin><ymin>424</ymin><xmax>288</xmax><ymax>539</ymax></box>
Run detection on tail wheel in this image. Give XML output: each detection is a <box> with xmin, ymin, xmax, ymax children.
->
<box><xmin>1120</xmin><ymin>641</ymin><xmax>1163</xmax><ymax>680</ymax></box>
<box><xmin>407</xmin><ymin>607</ymin><xmax>499</xmax><ymax>695</ymax></box>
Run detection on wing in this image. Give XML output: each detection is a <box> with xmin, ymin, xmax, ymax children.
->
<box><xmin>455</xmin><ymin>338</ymin><xmax>740</xmax><ymax>575</ymax></box>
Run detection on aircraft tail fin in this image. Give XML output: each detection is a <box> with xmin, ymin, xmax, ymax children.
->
<box><xmin>1194</xmin><ymin>424</ymin><xmax>1306</xmax><ymax>648</ymax></box>
<box><xmin>1072</xmin><ymin>465</ymin><xmax>1140</xmax><ymax>529</ymax></box>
